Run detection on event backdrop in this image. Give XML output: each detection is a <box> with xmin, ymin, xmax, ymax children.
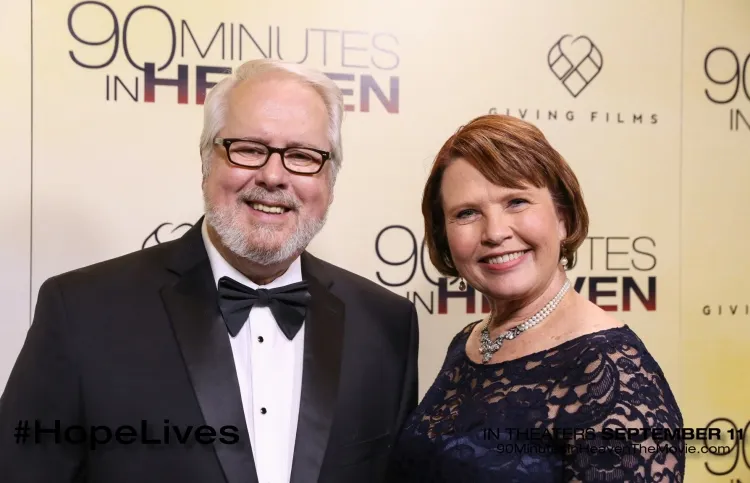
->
<box><xmin>1</xmin><ymin>0</ymin><xmax>748</xmax><ymax>481</ymax></box>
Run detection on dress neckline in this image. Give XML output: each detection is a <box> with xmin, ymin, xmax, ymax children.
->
<box><xmin>461</xmin><ymin>320</ymin><xmax>631</xmax><ymax>368</ymax></box>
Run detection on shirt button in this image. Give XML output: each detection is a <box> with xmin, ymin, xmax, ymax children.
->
<box><xmin>258</xmin><ymin>336</ymin><xmax>264</xmax><ymax>343</ymax></box>
<box><xmin>260</xmin><ymin>407</ymin><xmax>267</xmax><ymax>414</ymax></box>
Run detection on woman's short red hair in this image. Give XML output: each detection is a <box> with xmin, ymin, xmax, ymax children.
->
<box><xmin>422</xmin><ymin>114</ymin><xmax>589</xmax><ymax>276</ymax></box>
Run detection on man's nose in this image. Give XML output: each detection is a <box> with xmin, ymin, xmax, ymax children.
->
<box><xmin>253</xmin><ymin>152</ymin><xmax>289</xmax><ymax>189</ymax></box>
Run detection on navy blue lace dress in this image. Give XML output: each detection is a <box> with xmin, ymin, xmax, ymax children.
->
<box><xmin>388</xmin><ymin>321</ymin><xmax>684</xmax><ymax>482</ymax></box>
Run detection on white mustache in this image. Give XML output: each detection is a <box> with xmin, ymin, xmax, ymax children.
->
<box><xmin>239</xmin><ymin>187</ymin><xmax>300</xmax><ymax>210</ymax></box>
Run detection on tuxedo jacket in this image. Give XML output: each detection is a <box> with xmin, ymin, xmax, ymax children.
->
<box><xmin>0</xmin><ymin>219</ymin><xmax>419</xmax><ymax>483</ymax></box>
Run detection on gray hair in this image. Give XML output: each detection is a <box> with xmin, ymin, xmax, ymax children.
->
<box><xmin>199</xmin><ymin>59</ymin><xmax>344</xmax><ymax>184</ymax></box>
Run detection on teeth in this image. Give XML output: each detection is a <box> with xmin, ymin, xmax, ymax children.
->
<box><xmin>251</xmin><ymin>203</ymin><xmax>286</xmax><ymax>214</ymax></box>
<box><xmin>487</xmin><ymin>251</ymin><xmax>526</xmax><ymax>264</ymax></box>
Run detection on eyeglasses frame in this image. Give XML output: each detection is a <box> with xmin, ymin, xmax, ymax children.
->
<box><xmin>213</xmin><ymin>137</ymin><xmax>331</xmax><ymax>175</ymax></box>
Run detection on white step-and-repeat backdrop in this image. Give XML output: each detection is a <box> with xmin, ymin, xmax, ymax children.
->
<box><xmin>1</xmin><ymin>1</ymin><xmax>748</xmax><ymax>480</ymax></box>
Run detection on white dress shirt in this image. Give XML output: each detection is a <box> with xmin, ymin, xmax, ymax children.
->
<box><xmin>201</xmin><ymin>221</ymin><xmax>304</xmax><ymax>483</ymax></box>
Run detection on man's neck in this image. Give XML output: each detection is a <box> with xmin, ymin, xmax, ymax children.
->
<box><xmin>206</xmin><ymin>223</ymin><xmax>294</xmax><ymax>286</ymax></box>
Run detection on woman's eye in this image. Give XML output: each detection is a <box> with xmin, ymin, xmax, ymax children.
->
<box><xmin>457</xmin><ymin>209</ymin><xmax>477</xmax><ymax>218</ymax></box>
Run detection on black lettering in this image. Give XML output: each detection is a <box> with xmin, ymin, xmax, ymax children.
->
<box><xmin>605</xmin><ymin>237</ymin><xmax>629</xmax><ymax>270</ymax></box>
<box><xmin>623</xmin><ymin>276</ymin><xmax>656</xmax><ymax>311</ymax></box>
<box><xmin>325</xmin><ymin>73</ymin><xmax>355</xmax><ymax>112</ymax></box>
<box><xmin>113</xmin><ymin>75</ymin><xmax>138</xmax><ymax>102</ymax></box>
<box><xmin>410</xmin><ymin>291</ymin><xmax>434</xmax><ymax>314</ymax></box>
<box><xmin>67</xmin><ymin>1</ymin><xmax>119</xmax><ymax>69</ymax></box>
<box><xmin>90</xmin><ymin>425</ymin><xmax>112</xmax><ymax>450</ymax></box>
<box><xmin>115</xmin><ymin>425</ymin><xmax>137</xmax><ymax>444</ymax></box>
<box><xmin>276</xmin><ymin>26</ymin><xmax>308</xmax><ymax>63</ymax></box>
<box><xmin>140</xmin><ymin>419</ymin><xmax>161</xmax><ymax>444</ymax></box>
<box><xmin>34</xmin><ymin>419</ymin><xmax>61</xmax><ymax>444</ymax></box>
<box><xmin>360</xmin><ymin>74</ymin><xmax>399</xmax><ymax>113</ymax></box>
<box><xmin>239</xmin><ymin>25</ymin><xmax>270</xmax><ymax>59</ymax></box>
<box><xmin>587</xmin><ymin>236</ymin><xmax>604</xmax><ymax>270</ymax></box>
<box><xmin>310</xmin><ymin>28</ymin><xmax>338</xmax><ymax>65</ymax></box>
<box><xmin>371</xmin><ymin>32</ymin><xmax>399</xmax><ymax>70</ymax></box>
<box><xmin>573</xmin><ymin>276</ymin><xmax>586</xmax><ymax>294</ymax></box>
<box><xmin>65</xmin><ymin>425</ymin><xmax>87</xmax><ymax>445</ymax></box>
<box><xmin>194</xmin><ymin>425</ymin><xmax>216</xmax><ymax>444</ymax></box>
<box><xmin>196</xmin><ymin>65</ymin><xmax>232</xmax><ymax>104</ymax></box>
<box><xmin>589</xmin><ymin>277</ymin><xmax>618</xmax><ymax>311</ymax></box>
<box><xmin>219</xmin><ymin>425</ymin><xmax>240</xmax><ymax>444</ymax></box>
<box><xmin>632</xmin><ymin>236</ymin><xmax>656</xmax><ymax>271</ymax></box>
<box><xmin>122</xmin><ymin>5</ymin><xmax>176</xmax><ymax>71</ymax></box>
<box><xmin>172</xmin><ymin>424</ymin><xmax>193</xmax><ymax>444</ymax></box>
<box><xmin>181</xmin><ymin>21</ymin><xmax>225</xmax><ymax>59</ymax></box>
<box><xmin>144</xmin><ymin>63</ymin><xmax>189</xmax><ymax>104</ymax></box>
<box><xmin>341</xmin><ymin>30</ymin><xmax>368</xmax><ymax>68</ymax></box>
<box><xmin>664</xmin><ymin>428</ymin><xmax>680</xmax><ymax>440</ymax></box>
<box><xmin>735</xmin><ymin>108</ymin><xmax>750</xmax><ymax>131</ymax></box>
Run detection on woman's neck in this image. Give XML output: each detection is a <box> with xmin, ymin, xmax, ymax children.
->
<box><xmin>486</xmin><ymin>270</ymin><xmax>570</xmax><ymax>333</ymax></box>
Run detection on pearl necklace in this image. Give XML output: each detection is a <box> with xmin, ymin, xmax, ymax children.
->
<box><xmin>479</xmin><ymin>279</ymin><xmax>571</xmax><ymax>364</ymax></box>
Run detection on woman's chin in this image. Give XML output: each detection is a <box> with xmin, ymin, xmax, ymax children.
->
<box><xmin>477</xmin><ymin>272</ymin><xmax>540</xmax><ymax>302</ymax></box>
<box><xmin>483</xmin><ymin>284</ymin><xmax>532</xmax><ymax>303</ymax></box>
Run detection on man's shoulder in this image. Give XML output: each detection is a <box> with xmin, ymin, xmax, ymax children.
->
<box><xmin>44</xmin><ymin>238</ymin><xmax>181</xmax><ymax>290</ymax></box>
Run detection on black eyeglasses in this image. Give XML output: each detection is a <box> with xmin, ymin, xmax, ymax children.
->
<box><xmin>214</xmin><ymin>137</ymin><xmax>330</xmax><ymax>175</ymax></box>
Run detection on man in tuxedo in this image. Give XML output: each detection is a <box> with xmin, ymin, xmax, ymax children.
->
<box><xmin>0</xmin><ymin>59</ymin><xmax>419</xmax><ymax>483</ymax></box>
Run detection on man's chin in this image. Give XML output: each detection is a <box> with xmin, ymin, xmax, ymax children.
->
<box><xmin>225</xmin><ymin>242</ymin><xmax>286</xmax><ymax>266</ymax></box>
<box><xmin>208</xmin><ymin>208</ymin><xmax>327</xmax><ymax>266</ymax></box>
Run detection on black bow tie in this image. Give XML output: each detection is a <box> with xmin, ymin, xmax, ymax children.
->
<box><xmin>217</xmin><ymin>276</ymin><xmax>311</xmax><ymax>340</ymax></box>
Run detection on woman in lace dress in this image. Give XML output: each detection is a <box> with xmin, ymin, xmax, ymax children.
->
<box><xmin>388</xmin><ymin>114</ymin><xmax>684</xmax><ymax>482</ymax></box>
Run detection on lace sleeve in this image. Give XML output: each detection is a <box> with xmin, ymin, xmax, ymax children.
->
<box><xmin>550</xmin><ymin>337</ymin><xmax>685</xmax><ymax>482</ymax></box>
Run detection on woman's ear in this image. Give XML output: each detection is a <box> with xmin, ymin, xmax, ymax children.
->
<box><xmin>557</xmin><ymin>217</ymin><xmax>567</xmax><ymax>242</ymax></box>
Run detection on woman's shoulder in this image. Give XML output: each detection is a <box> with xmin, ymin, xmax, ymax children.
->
<box><xmin>447</xmin><ymin>319</ymin><xmax>482</xmax><ymax>348</ymax></box>
<box><xmin>430</xmin><ymin>319</ymin><xmax>482</xmax><ymax>368</ymax></box>
<box><xmin>550</xmin><ymin>323</ymin><xmax>663</xmax><ymax>378</ymax></box>
<box><xmin>560</xmin><ymin>323</ymin><xmax>656</xmax><ymax>364</ymax></box>
<box><xmin>551</xmin><ymin>300</ymin><xmax>661</xmax><ymax>373</ymax></box>
<box><xmin>553</xmin><ymin>324</ymin><xmax>683</xmax><ymax>421</ymax></box>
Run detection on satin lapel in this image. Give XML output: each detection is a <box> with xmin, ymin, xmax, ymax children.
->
<box><xmin>290</xmin><ymin>255</ymin><xmax>345</xmax><ymax>483</ymax></box>
<box><xmin>161</xmin><ymin>257</ymin><xmax>258</xmax><ymax>483</ymax></box>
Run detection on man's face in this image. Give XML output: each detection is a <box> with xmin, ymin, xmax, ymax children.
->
<box><xmin>203</xmin><ymin>74</ymin><xmax>333</xmax><ymax>266</ymax></box>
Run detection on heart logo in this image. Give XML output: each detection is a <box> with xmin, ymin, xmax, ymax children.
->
<box><xmin>547</xmin><ymin>35</ymin><xmax>603</xmax><ymax>97</ymax></box>
<box><xmin>142</xmin><ymin>222</ymin><xmax>193</xmax><ymax>249</ymax></box>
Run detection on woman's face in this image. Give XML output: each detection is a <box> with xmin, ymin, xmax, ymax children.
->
<box><xmin>441</xmin><ymin>157</ymin><xmax>567</xmax><ymax>303</ymax></box>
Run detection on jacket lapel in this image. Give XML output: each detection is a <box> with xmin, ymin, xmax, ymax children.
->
<box><xmin>289</xmin><ymin>253</ymin><xmax>345</xmax><ymax>483</ymax></box>
<box><xmin>160</xmin><ymin>219</ymin><xmax>258</xmax><ymax>483</ymax></box>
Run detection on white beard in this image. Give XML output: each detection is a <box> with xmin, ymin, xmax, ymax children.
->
<box><xmin>203</xmin><ymin>187</ymin><xmax>327</xmax><ymax>266</ymax></box>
